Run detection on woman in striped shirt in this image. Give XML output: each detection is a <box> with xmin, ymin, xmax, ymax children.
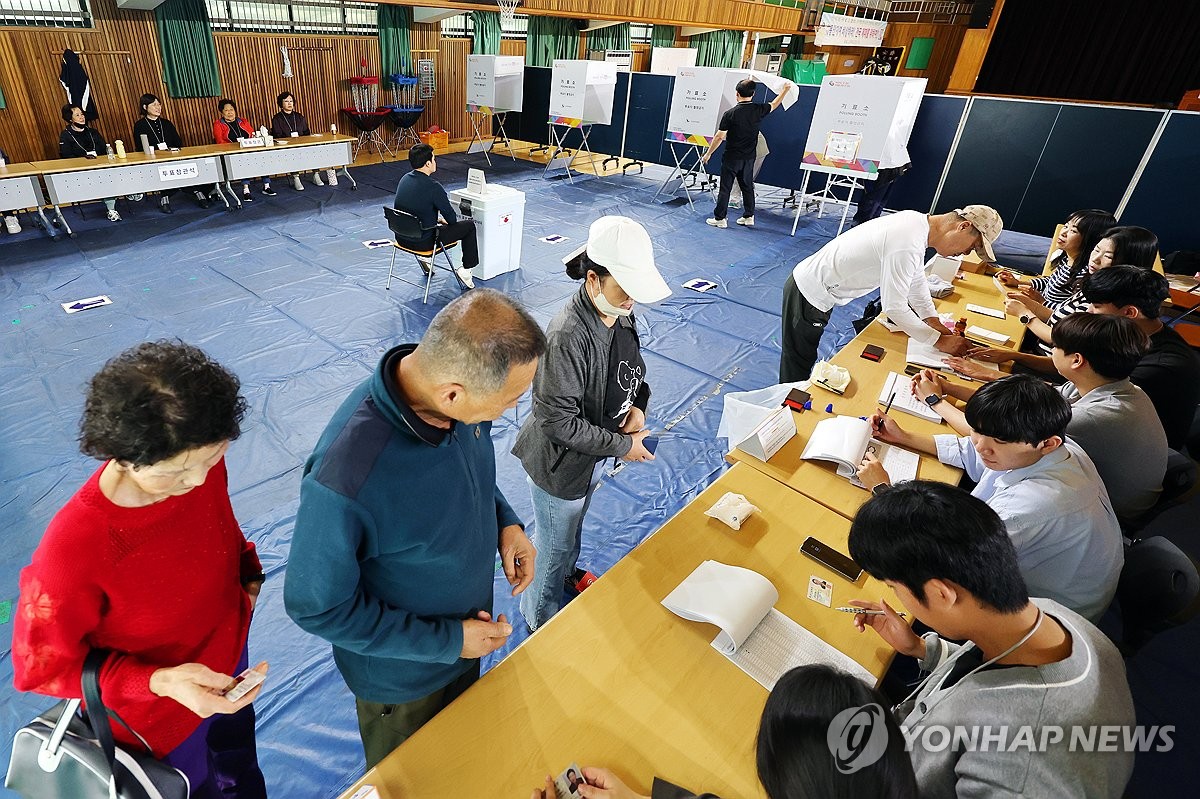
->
<box><xmin>995</xmin><ymin>209</ymin><xmax>1115</xmax><ymax>310</ymax></box>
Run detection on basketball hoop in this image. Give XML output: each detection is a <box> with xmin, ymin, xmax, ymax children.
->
<box><xmin>496</xmin><ymin>0</ymin><xmax>520</xmax><ymax>24</ymax></box>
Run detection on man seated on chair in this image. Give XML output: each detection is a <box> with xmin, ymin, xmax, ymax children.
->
<box><xmin>393</xmin><ymin>143</ymin><xmax>478</xmax><ymax>288</ymax></box>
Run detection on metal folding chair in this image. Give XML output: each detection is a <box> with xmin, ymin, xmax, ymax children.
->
<box><xmin>383</xmin><ymin>206</ymin><xmax>463</xmax><ymax>303</ymax></box>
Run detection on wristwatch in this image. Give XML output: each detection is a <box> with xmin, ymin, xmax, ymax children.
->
<box><xmin>923</xmin><ymin>393</ymin><xmax>944</xmax><ymax>408</ymax></box>
<box><xmin>871</xmin><ymin>483</ymin><xmax>891</xmax><ymax>496</ymax></box>
<box><xmin>1019</xmin><ymin>313</ymin><xmax>1034</xmax><ymax>325</ymax></box>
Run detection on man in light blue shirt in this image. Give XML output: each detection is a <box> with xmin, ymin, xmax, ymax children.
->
<box><xmin>857</xmin><ymin>374</ymin><xmax>1123</xmax><ymax>621</ymax></box>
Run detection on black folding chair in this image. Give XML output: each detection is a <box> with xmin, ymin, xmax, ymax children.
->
<box><xmin>382</xmin><ymin>206</ymin><xmax>464</xmax><ymax>303</ymax></box>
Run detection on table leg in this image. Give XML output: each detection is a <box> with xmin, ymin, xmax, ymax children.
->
<box><xmin>35</xmin><ymin>207</ymin><xmax>58</xmax><ymax>239</ymax></box>
<box><xmin>52</xmin><ymin>205</ymin><xmax>74</xmax><ymax>237</ymax></box>
<box><xmin>341</xmin><ymin>166</ymin><xmax>358</xmax><ymax>190</ymax></box>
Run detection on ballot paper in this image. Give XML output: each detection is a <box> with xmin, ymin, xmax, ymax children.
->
<box><xmin>906</xmin><ymin>338</ymin><xmax>1001</xmax><ymax>372</ymax></box>
<box><xmin>965</xmin><ymin>325</ymin><xmax>1010</xmax><ymax>345</ymax></box>
<box><xmin>800</xmin><ymin>415</ymin><xmax>919</xmax><ymax>488</ymax></box>
<box><xmin>662</xmin><ymin>560</ymin><xmax>874</xmax><ymax>689</ymax></box>
<box><xmin>966</xmin><ymin>303</ymin><xmax>1006</xmax><ymax>319</ymax></box>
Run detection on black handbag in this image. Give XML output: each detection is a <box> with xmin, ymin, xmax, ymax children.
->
<box><xmin>6</xmin><ymin>650</ymin><xmax>190</xmax><ymax>799</ymax></box>
<box><xmin>851</xmin><ymin>297</ymin><xmax>883</xmax><ymax>334</ymax></box>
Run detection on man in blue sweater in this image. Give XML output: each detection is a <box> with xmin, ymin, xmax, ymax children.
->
<box><xmin>285</xmin><ymin>289</ymin><xmax>545</xmax><ymax>768</ymax></box>
<box><xmin>393</xmin><ymin>142</ymin><xmax>479</xmax><ymax>288</ymax></box>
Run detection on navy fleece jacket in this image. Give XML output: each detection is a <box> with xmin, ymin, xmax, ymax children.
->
<box><xmin>284</xmin><ymin>344</ymin><xmax>522</xmax><ymax>703</ymax></box>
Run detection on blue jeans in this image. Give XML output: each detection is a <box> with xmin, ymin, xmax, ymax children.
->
<box><xmin>520</xmin><ymin>465</ymin><xmax>604</xmax><ymax>630</ymax></box>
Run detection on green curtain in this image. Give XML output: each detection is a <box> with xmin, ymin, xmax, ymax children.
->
<box><xmin>651</xmin><ymin>25</ymin><xmax>676</xmax><ymax>49</ymax></box>
<box><xmin>757</xmin><ymin>36</ymin><xmax>784</xmax><ymax>53</ymax></box>
<box><xmin>690</xmin><ymin>30</ymin><xmax>744</xmax><ymax>69</ymax></box>
<box><xmin>587</xmin><ymin>23</ymin><xmax>631</xmax><ymax>53</ymax></box>
<box><xmin>525</xmin><ymin>16</ymin><xmax>580</xmax><ymax>67</ymax></box>
<box><xmin>470</xmin><ymin>11</ymin><xmax>502</xmax><ymax>55</ymax></box>
<box><xmin>154</xmin><ymin>0</ymin><xmax>221</xmax><ymax>98</ymax></box>
<box><xmin>379</xmin><ymin>4</ymin><xmax>413</xmax><ymax>84</ymax></box>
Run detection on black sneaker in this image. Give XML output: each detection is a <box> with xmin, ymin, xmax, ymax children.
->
<box><xmin>261</xmin><ymin>185</ymin><xmax>277</xmax><ymax>197</ymax></box>
<box><xmin>159</xmin><ymin>197</ymin><xmax>172</xmax><ymax>214</ymax></box>
<box><xmin>242</xmin><ymin>190</ymin><xmax>254</xmax><ymax>203</ymax></box>
<box><xmin>194</xmin><ymin>190</ymin><xmax>212</xmax><ymax>209</ymax></box>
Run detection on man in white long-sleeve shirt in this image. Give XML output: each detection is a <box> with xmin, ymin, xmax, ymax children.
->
<box><xmin>781</xmin><ymin>205</ymin><xmax>1003</xmax><ymax>382</ymax></box>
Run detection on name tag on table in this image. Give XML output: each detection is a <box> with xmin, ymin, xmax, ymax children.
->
<box><xmin>158</xmin><ymin>162</ymin><xmax>200</xmax><ymax>182</ymax></box>
<box><xmin>290</xmin><ymin>132</ymin><xmax>299</xmax><ymax>137</ymax></box>
<box><xmin>157</xmin><ymin>142</ymin><xmax>167</xmax><ymax>150</ymax></box>
<box><xmin>736</xmin><ymin>406</ymin><xmax>796</xmax><ymax>462</ymax></box>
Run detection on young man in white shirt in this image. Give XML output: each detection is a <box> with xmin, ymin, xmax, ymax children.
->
<box><xmin>857</xmin><ymin>374</ymin><xmax>1123</xmax><ymax>621</ymax></box>
<box><xmin>911</xmin><ymin>313</ymin><xmax>1167</xmax><ymax>522</ymax></box>
<box><xmin>780</xmin><ymin>205</ymin><xmax>1003</xmax><ymax>382</ymax></box>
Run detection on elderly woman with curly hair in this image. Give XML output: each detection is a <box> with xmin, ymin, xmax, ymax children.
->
<box><xmin>12</xmin><ymin>341</ymin><xmax>269</xmax><ymax>798</ymax></box>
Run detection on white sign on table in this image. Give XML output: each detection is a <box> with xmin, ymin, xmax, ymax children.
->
<box><xmin>802</xmin><ymin>74</ymin><xmax>926</xmax><ymax>177</ymax></box>
<box><xmin>549</xmin><ymin>60</ymin><xmax>618</xmax><ymax>126</ymax></box>
<box><xmin>158</xmin><ymin>163</ymin><xmax>199</xmax><ymax>182</ymax></box>
<box><xmin>814</xmin><ymin>12</ymin><xmax>887</xmax><ymax>47</ymax></box>
<box><xmin>666</xmin><ymin>67</ymin><xmax>748</xmax><ymax>145</ymax></box>
<box><xmin>466</xmin><ymin>54</ymin><xmax>524</xmax><ymax>113</ymax></box>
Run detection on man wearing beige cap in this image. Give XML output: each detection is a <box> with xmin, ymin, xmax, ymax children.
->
<box><xmin>780</xmin><ymin>205</ymin><xmax>1003</xmax><ymax>382</ymax></box>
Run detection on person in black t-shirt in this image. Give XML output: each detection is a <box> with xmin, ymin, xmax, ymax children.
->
<box><xmin>133</xmin><ymin>93</ymin><xmax>213</xmax><ymax>213</ymax></box>
<box><xmin>701</xmin><ymin>78</ymin><xmax>790</xmax><ymax>229</ymax></box>
<box><xmin>58</xmin><ymin>104</ymin><xmax>122</xmax><ymax>222</ymax></box>
<box><xmin>1082</xmin><ymin>265</ymin><xmax>1200</xmax><ymax>450</ymax></box>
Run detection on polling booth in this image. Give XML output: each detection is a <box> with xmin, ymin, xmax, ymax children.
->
<box><xmin>466</xmin><ymin>55</ymin><xmax>525</xmax><ymax>165</ymax></box>
<box><xmin>792</xmin><ymin>74</ymin><xmax>926</xmax><ymax>235</ymax></box>
<box><xmin>544</xmin><ymin>59</ymin><xmax>618</xmax><ymax>182</ymax></box>
<box><xmin>653</xmin><ymin>66</ymin><xmax>749</xmax><ymax>209</ymax></box>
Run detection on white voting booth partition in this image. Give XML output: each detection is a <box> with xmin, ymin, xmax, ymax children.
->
<box><xmin>544</xmin><ymin>59</ymin><xmax>618</xmax><ymax>182</ymax></box>
<box><xmin>465</xmin><ymin>55</ymin><xmax>524</xmax><ymax>165</ymax></box>
<box><xmin>650</xmin><ymin>47</ymin><xmax>698</xmax><ymax>76</ymax></box>
<box><xmin>792</xmin><ymin>74</ymin><xmax>926</xmax><ymax>236</ymax></box>
<box><xmin>655</xmin><ymin>67</ymin><xmax>747</xmax><ymax>209</ymax></box>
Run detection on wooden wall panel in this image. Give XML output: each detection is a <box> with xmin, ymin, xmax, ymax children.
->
<box><xmin>883</xmin><ymin>22</ymin><xmax>969</xmax><ymax>95</ymax></box>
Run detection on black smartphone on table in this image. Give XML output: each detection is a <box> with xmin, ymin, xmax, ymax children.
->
<box><xmin>800</xmin><ymin>536</ymin><xmax>863</xmax><ymax>582</ymax></box>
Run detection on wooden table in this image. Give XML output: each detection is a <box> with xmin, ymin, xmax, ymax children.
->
<box><xmin>31</xmin><ymin>148</ymin><xmax>229</xmax><ymax>235</ymax></box>
<box><xmin>337</xmin><ymin>464</ymin><xmax>897</xmax><ymax>799</ymax></box>
<box><xmin>0</xmin><ymin>161</ymin><xmax>55</xmax><ymax>237</ymax></box>
<box><xmin>933</xmin><ymin>270</ymin><xmax>1028</xmax><ymax>348</ymax></box>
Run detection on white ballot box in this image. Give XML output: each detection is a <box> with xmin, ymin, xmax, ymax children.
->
<box><xmin>448</xmin><ymin>184</ymin><xmax>525</xmax><ymax>280</ymax></box>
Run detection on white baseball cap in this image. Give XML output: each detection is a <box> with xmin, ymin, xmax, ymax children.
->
<box><xmin>562</xmin><ymin>216</ymin><xmax>671</xmax><ymax>304</ymax></box>
<box><xmin>953</xmin><ymin>205</ymin><xmax>1003</xmax><ymax>262</ymax></box>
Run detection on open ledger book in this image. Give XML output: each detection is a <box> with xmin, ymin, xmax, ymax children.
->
<box><xmin>662</xmin><ymin>561</ymin><xmax>874</xmax><ymax>689</ymax></box>
<box><xmin>800</xmin><ymin>416</ymin><xmax>918</xmax><ymax>489</ymax></box>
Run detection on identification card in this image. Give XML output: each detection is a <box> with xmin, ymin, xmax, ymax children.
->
<box><xmin>223</xmin><ymin>667</ymin><xmax>266</xmax><ymax>702</ymax></box>
<box><xmin>807</xmin><ymin>575</ymin><xmax>833</xmax><ymax>607</ymax></box>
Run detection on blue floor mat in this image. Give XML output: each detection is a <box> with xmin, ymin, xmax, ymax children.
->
<box><xmin>4</xmin><ymin>158</ymin><xmax>1189</xmax><ymax>798</ymax></box>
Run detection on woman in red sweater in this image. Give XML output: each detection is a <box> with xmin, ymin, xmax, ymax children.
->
<box><xmin>213</xmin><ymin>97</ymin><xmax>276</xmax><ymax>202</ymax></box>
<box><xmin>12</xmin><ymin>341</ymin><xmax>269</xmax><ymax>798</ymax></box>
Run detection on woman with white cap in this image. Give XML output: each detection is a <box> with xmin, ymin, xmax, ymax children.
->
<box><xmin>512</xmin><ymin>216</ymin><xmax>671</xmax><ymax>630</ymax></box>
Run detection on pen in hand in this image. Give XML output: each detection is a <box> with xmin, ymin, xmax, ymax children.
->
<box><xmin>875</xmin><ymin>392</ymin><xmax>895</xmax><ymax>434</ymax></box>
<box><xmin>835</xmin><ymin>606</ymin><xmax>907</xmax><ymax>618</ymax></box>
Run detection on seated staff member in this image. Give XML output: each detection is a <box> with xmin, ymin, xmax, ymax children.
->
<box><xmin>912</xmin><ymin>313</ymin><xmax>1166</xmax><ymax>522</ymax></box>
<box><xmin>1082</xmin><ymin>266</ymin><xmax>1200</xmax><ymax>451</ymax></box>
<box><xmin>954</xmin><ymin>226</ymin><xmax>1161</xmax><ymax>378</ymax></box>
<box><xmin>1</xmin><ymin>146</ymin><xmax>20</xmax><ymax>234</ymax></box>
<box><xmin>133</xmin><ymin>93</ymin><xmax>212</xmax><ymax>213</ymax></box>
<box><xmin>512</xmin><ymin>216</ymin><xmax>669</xmax><ymax>631</ymax></box>
<box><xmin>530</xmin><ymin>664</ymin><xmax>918</xmax><ymax>799</ymax></box>
<box><xmin>393</xmin><ymin>143</ymin><xmax>478</xmax><ymax>288</ymax></box>
<box><xmin>212</xmin><ymin>98</ymin><xmax>276</xmax><ymax>201</ymax></box>
<box><xmin>858</xmin><ymin>374</ymin><xmax>1122</xmax><ymax>621</ymax></box>
<box><xmin>848</xmin><ymin>482</ymin><xmax>1136</xmax><ymax>799</ymax></box>
<box><xmin>995</xmin><ymin>208</ymin><xmax>1115</xmax><ymax>310</ymax></box>
<box><xmin>269</xmin><ymin>92</ymin><xmax>337</xmax><ymax>190</ymax></box>
<box><xmin>1004</xmin><ymin>226</ymin><xmax>1159</xmax><ymax>355</ymax></box>
<box><xmin>780</xmin><ymin>205</ymin><xmax>1002</xmax><ymax>382</ymax></box>
<box><xmin>58</xmin><ymin>104</ymin><xmax>121</xmax><ymax>222</ymax></box>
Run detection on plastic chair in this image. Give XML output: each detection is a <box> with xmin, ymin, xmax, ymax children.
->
<box><xmin>1115</xmin><ymin>535</ymin><xmax>1200</xmax><ymax>655</ymax></box>
<box><xmin>383</xmin><ymin>206</ymin><xmax>463</xmax><ymax>303</ymax></box>
<box><xmin>1122</xmin><ymin>449</ymin><xmax>1198</xmax><ymax>535</ymax></box>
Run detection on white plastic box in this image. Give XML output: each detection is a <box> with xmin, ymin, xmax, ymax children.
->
<box><xmin>448</xmin><ymin>184</ymin><xmax>525</xmax><ymax>280</ymax></box>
